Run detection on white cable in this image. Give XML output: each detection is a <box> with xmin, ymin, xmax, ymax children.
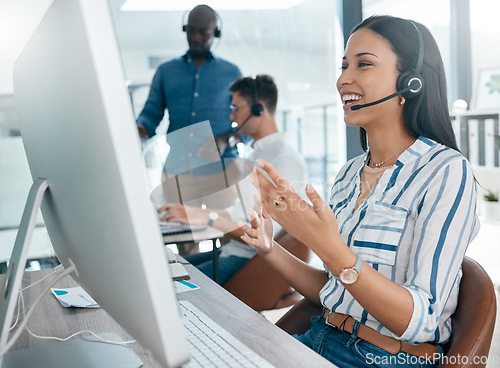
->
<box><xmin>9</xmin><ymin>267</ymin><xmax>59</xmax><ymax>331</ymax></box>
<box><xmin>21</xmin><ymin>267</ymin><xmax>59</xmax><ymax>291</ymax></box>
<box><xmin>27</xmin><ymin>325</ymin><xmax>136</xmax><ymax>345</ymax></box>
<box><xmin>0</xmin><ymin>265</ymin><xmax>75</xmax><ymax>358</ymax></box>
<box><xmin>1</xmin><ymin>265</ymin><xmax>137</xmax><ymax>359</ymax></box>
<box><xmin>19</xmin><ymin>291</ymin><xmax>135</xmax><ymax>345</ymax></box>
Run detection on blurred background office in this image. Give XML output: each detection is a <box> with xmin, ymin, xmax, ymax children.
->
<box><xmin>1</xmin><ymin>0</ymin><xmax>500</xmax><ymax>286</ymax></box>
<box><xmin>2</xmin><ymin>0</ymin><xmax>500</xmax><ymax>362</ymax></box>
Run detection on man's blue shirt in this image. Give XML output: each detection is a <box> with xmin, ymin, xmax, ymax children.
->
<box><xmin>138</xmin><ymin>52</ymin><xmax>243</xmax><ymax>174</ymax></box>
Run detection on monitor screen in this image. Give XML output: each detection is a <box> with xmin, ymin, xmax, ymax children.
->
<box><xmin>10</xmin><ymin>0</ymin><xmax>189</xmax><ymax>366</ymax></box>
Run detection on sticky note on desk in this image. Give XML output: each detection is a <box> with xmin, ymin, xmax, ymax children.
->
<box><xmin>174</xmin><ymin>280</ymin><xmax>200</xmax><ymax>293</ymax></box>
<box><xmin>51</xmin><ymin>286</ymin><xmax>100</xmax><ymax>308</ymax></box>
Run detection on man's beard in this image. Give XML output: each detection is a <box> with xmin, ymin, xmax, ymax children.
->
<box><xmin>189</xmin><ymin>42</ymin><xmax>212</xmax><ymax>59</ymax></box>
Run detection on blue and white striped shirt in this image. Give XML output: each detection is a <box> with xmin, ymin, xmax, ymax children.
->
<box><xmin>320</xmin><ymin>136</ymin><xmax>479</xmax><ymax>344</ymax></box>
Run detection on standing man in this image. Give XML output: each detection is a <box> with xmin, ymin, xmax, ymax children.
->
<box><xmin>137</xmin><ymin>4</ymin><xmax>241</xmax><ymax>148</ymax></box>
<box><xmin>158</xmin><ymin>75</ymin><xmax>309</xmax><ymax>285</ymax></box>
<box><xmin>137</xmin><ymin>5</ymin><xmax>242</xmax><ymax>254</ymax></box>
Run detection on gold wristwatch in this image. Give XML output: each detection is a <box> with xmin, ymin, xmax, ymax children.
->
<box><xmin>339</xmin><ymin>254</ymin><xmax>362</xmax><ymax>285</ymax></box>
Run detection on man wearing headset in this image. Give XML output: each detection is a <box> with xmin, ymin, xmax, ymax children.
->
<box><xmin>157</xmin><ymin>75</ymin><xmax>308</xmax><ymax>285</ymax></box>
<box><xmin>137</xmin><ymin>5</ymin><xmax>242</xmax><ymax>255</ymax></box>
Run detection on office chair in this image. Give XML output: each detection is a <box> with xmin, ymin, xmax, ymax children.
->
<box><xmin>441</xmin><ymin>256</ymin><xmax>497</xmax><ymax>368</ymax></box>
<box><xmin>276</xmin><ymin>256</ymin><xmax>497</xmax><ymax>368</ymax></box>
<box><xmin>223</xmin><ymin>230</ymin><xmax>312</xmax><ymax>312</ymax></box>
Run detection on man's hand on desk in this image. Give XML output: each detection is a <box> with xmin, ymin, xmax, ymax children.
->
<box><xmin>158</xmin><ymin>204</ymin><xmax>246</xmax><ymax>241</ymax></box>
<box><xmin>158</xmin><ymin>204</ymin><xmax>209</xmax><ymax>225</ymax></box>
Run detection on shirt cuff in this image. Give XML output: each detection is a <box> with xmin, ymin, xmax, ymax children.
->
<box><xmin>397</xmin><ymin>286</ymin><xmax>429</xmax><ymax>343</ymax></box>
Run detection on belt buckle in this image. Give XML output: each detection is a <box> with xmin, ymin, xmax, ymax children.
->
<box><xmin>324</xmin><ymin>311</ymin><xmax>338</xmax><ymax>328</ymax></box>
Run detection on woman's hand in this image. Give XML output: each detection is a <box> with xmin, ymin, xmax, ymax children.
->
<box><xmin>157</xmin><ymin>204</ymin><xmax>207</xmax><ymax>225</ymax></box>
<box><xmin>238</xmin><ymin>193</ymin><xmax>275</xmax><ymax>255</ymax></box>
<box><xmin>250</xmin><ymin>160</ymin><xmax>342</xmax><ymax>258</ymax></box>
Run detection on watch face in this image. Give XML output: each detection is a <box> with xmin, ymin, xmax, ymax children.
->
<box><xmin>208</xmin><ymin>212</ymin><xmax>219</xmax><ymax>221</ymax></box>
<box><xmin>339</xmin><ymin>269</ymin><xmax>358</xmax><ymax>284</ymax></box>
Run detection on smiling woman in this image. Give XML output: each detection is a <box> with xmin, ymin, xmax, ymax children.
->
<box><xmin>238</xmin><ymin>15</ymin><xmax>480</xmax><ymax>368</ymax></box>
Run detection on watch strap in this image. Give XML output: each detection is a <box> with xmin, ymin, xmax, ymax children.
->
<box><xmin>353</xmin><ymin>253</ymin><xmax>362</xmax><ymax>273</ymax></box>
<box><xmin>207</xmin><ymin>212</ymin><xmax>219</xmax><ymax>227</ymax></box>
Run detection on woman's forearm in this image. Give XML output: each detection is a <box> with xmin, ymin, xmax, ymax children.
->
<box><xmin>259</xmin><ymin>241</ymin><xmax>328</xmax><ymax>304</ymax></box>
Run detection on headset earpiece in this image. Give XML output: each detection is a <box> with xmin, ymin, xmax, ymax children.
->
<box><xmin>213</xmin><ymin>10</ymin><xmax>222</xmax><ymax>38</ymax></box>
<box><xmin>396</xmin><ymin>20</ymin><xmax>425</xmax><ymax>98</ymax></box>
<box><xmin>396</xmin><ymin>71</ymin><xmax>423</xmax><ymax>98</ymax></box>
<box><xmin>251</xmin><ymin>104</ymin><xmax>264</xmax><ymax>116</ymax></box>
<box><xmin>251</xmin><ymin>76</ymin><xmax>264</xmax><ymax>116</ymax></box>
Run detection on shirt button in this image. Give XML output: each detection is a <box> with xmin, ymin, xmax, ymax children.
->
<box><xmin>191</xmin><ymin>112</ymin><xmax>196</xmax><ymax>116</ymax></box>
<box><xmin>188</xmin><ymin>153</ymin><xmax>192</xmax><ymax>157</ymax></box>
<box><xmin>194</xmin><ymin>92</ymin><xmax>199</xmax><ymax>97</ymax></box>
<box><xmin>195</xmin><ymin>74</ymin><xmax>199</xmax><ymax>79</ymax></box>
<box><xmin>189</xmin><ymin>132</ymin><xmax>194</xmax><ymax>137</ymax></box>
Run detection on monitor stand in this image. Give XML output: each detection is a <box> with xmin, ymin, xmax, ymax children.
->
<box><xmin>0</xmin><ymin>179</ymin><xmax>142</xmax><ymax>368</ymax></box>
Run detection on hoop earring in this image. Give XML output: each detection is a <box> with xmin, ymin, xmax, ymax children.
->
<box><xmin>399</xmin><ymin>96</ymin><xmax>406</xmax><ymax>106</ymax></box>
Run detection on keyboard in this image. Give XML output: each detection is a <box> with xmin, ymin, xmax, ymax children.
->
<box><xmin>160</xmin><ymin>222</ymin><xmax>207</xmax><ymax>236</ymax></box>
<box><xmin>179</xmin><ymin>300</ymin><xmax>274</xmax><ymax>367</ymax></box>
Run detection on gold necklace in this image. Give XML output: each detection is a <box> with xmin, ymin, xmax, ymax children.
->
<box><xmin>368</xmin><ymin>139</ymin><xmax>416</xmax><ymax>168</ymax></box>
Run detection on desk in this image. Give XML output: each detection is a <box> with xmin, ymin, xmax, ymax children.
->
<box><xmin>7</xmin><ymin>264</ymin><xmax>334</xmax><ymax>367</ymax></box>
<box><xmin>163</xmin><ymin>227</ymin><xmax>224</xmax><ymax>283</ymax></box>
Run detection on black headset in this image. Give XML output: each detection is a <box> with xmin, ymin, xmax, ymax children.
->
<box><xmin>182</xmin><ymin>9</ymin><xmax>222</xmax><ymax>38</ymax></box>
<box><xmin>250</xmin><ymin>76</ymin><xmax>264</xmax><ymax>116</ymax></box>
<box><xmin>396</xmin><ymin>20</ymin><xmax>424</xmax><ymax>98</ymax></box>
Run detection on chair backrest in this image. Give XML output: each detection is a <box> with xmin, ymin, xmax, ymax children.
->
<box><xmin>276</xmin><ymin>256</ymin><xmax>497</xmax><ymax>368</ymax></box>
<box><xmin>223</xmin><ymin>230</ymin><xmax>312</xmax><ymax>311</ymax></box>
<box><xmin>441</xmin><ymin>256</ymin><xmax>497</xmax><ymax>368</ymax></box>
<box><xmin>275</xmin><ymin>296</ymin><xmax>321</xmax><ymax>335</ymax></box>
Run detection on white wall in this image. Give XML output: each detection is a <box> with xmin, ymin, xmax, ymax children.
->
<box><xmin>0</xmin><ymin>0</ymin><xmax>53</xmax><ymax>94</ymax></box>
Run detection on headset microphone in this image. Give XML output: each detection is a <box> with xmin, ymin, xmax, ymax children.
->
<box><xmin>235</xmin><ymin>114</ymin><xmax>253</xmax><ymax>131</ymax></box>
<box><xmin>351</xmin><ymin>80</ymin><xmax>421</xmax><ymax>111</ymax></box>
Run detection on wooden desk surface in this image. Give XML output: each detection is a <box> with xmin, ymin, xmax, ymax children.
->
<box><xmin>9</xmin><ymin>264</ymin><xmax>334</xmax><ymax>367</ymax></box>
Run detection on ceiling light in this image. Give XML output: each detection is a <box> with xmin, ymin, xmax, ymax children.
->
<box><xmin>120</xmin><ymin>0</ymin><xmax>307</xmax><ymax>11</ymax></box>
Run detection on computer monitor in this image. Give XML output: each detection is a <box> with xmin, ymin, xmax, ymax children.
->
<box><xmin>2</xmin><ymin>0</ymin><xmax>189</xmax><ymax>366</ymax></box>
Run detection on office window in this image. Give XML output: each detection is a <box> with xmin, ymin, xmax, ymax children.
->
<box><xmin>362</xmin><ymin>0</ymin><xmax>452</xmax><ymax>100</ymax></box>
<box><xmin>113</xmin><ymin>0</ymin><xmax>344</xmax><ymax>197</ymax></box>
<box><xmin>470</xmin><ymin>0</ymin><xmax>500</xmax><ymax>109</ymax></box>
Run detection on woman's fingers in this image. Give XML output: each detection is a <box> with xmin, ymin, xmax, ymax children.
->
<box><xmin>248</xmin><ymin>168</ymin><xmax>261</xmax><ymax>190</ymax></box>
<box><xmin>237</xmin><ymin>221</ymin><xmax>258</xmax><ymax>237</ymax></box>
<box><xmin>306</xmin><ymin>184</ymin><xmax>330</xmax><ymax>215</ymax></box>
<box><xmin>253</xmin><ymin>191</ymin><xmax>262</xmax><ymax>208</ymax></box>
<box><xmin>255</xmin><ymin>159</ymin><xmax>290</xmax><ymax>193</ymax></box>
<box><xmin>240</xmin><ymin>234</ymin><xmax>261</xmax><ymax>247</ymax></box>
<box><xmin>262</xmin><ymin>206</ymin><xmax>270</xmax><ymax>219</ymax></box>
<box><xmin>237</xmin><ymin>218</ymin><xmax>265</xmax><ymax>249</ymax></box>
<box><xmin>247</xmin><ymin>208</ymin><xmax>261</xmax><ymax>229</ymax></box>
<box><xmin>248</xmin><ymin>162</ymin><xmax>284</xmax><ymax>200</ymax></box>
